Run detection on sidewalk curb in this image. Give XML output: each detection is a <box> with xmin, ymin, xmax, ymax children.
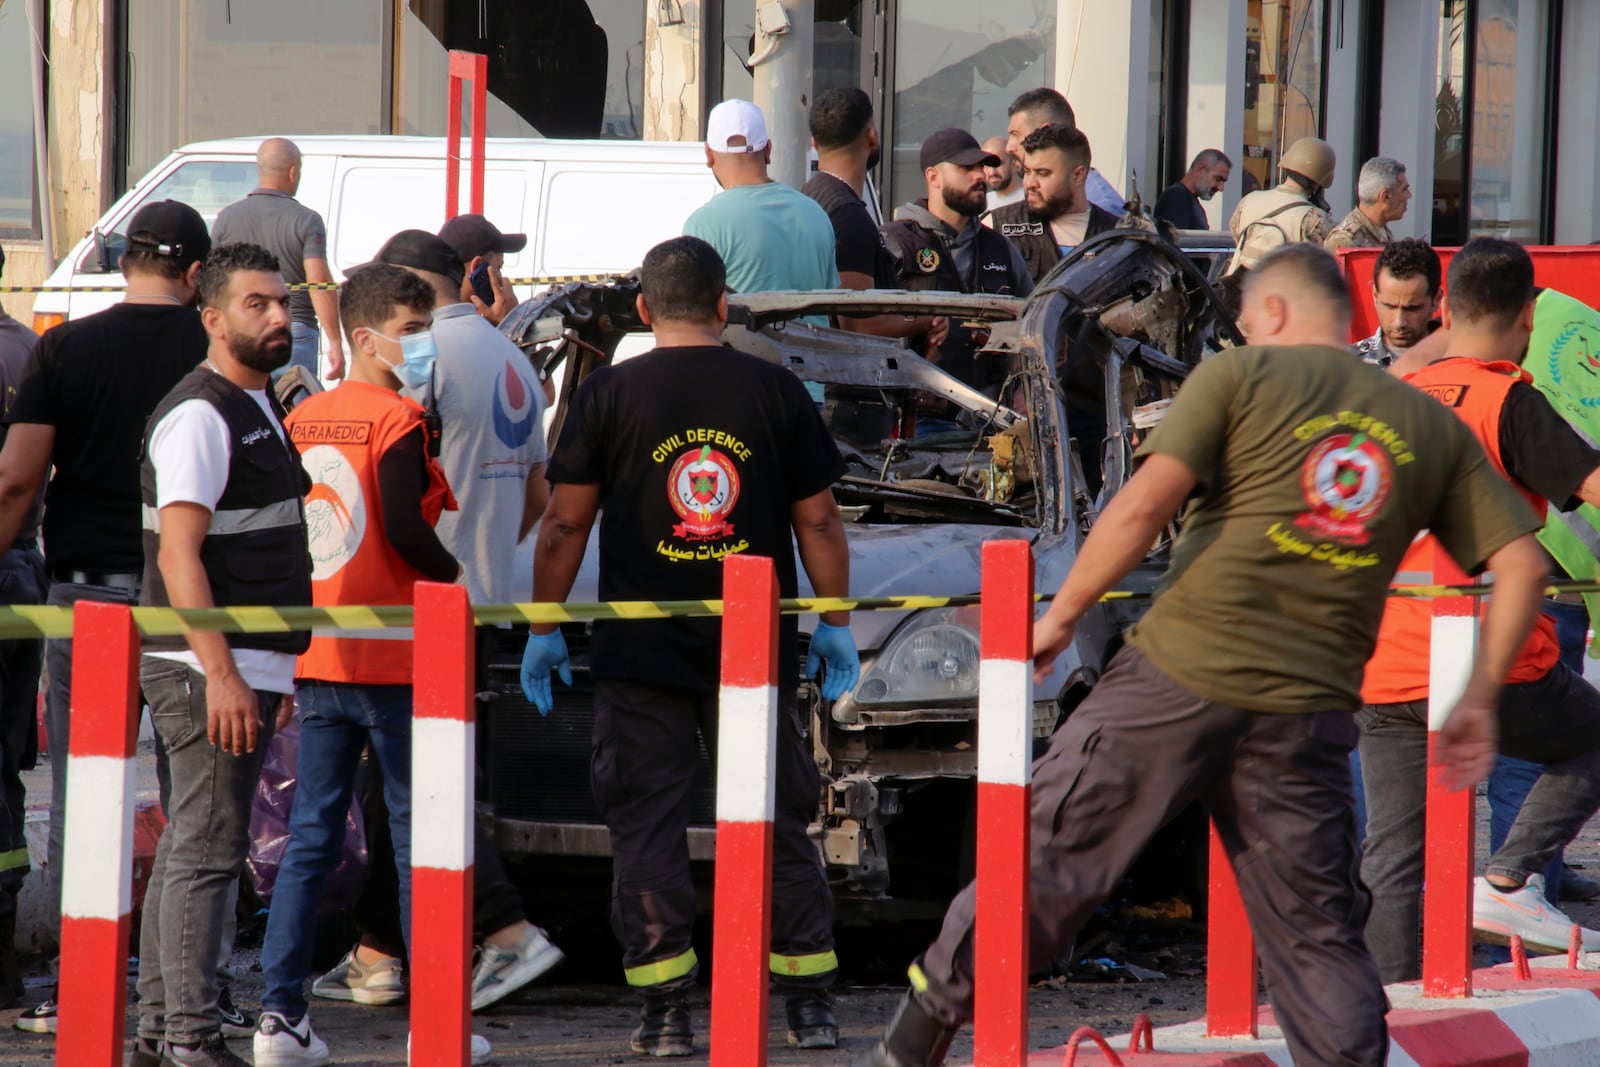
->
<box><xmin>963</xmin><ymin>964</ymin><xmax>1600</xmax><ymax>1065</ymax></box>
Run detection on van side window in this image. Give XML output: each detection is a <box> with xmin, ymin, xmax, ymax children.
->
<box><xmin>81</xmin><ymin>161</ymin><xmax>256</xmax><ymax>272</ymax></box>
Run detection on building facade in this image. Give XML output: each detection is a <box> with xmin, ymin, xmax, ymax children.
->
<box><xmin>3</xmin><ymin>1</ymin><xmax>1598</xmax><ymax>321</ymax></box>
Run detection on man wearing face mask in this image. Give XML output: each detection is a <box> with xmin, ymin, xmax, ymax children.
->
<box><xmin>257</xmin><ymin>262</ymin><xmax>470</xmax><ymax>1067</ymax></box>
<box><xmin>882</xmin><ymin>128</ymin><xmax>1033</xmax><ymax>394</ymax></box>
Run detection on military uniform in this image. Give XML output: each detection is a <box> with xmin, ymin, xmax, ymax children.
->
<box><xmin>1225</xmin><ymin>182</ymin><xmax>1334</xmax><ymax>275</ymax></box>
<box><xmin>1325</xmin><ymin>207</ymin><xmax>1392</xmax><ymax>250</ymax></box>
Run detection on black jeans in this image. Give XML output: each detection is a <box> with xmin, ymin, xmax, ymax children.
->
<box><xmin>1358</xmin><ymin>661</ymin><xmax>1600</xmax><ymax>983</ymax></box>
<box><xmin>916</xmin><ymin>646</ymin><xmax>1386</xmax><ymax>1067</ymax></box>
<box><xmin>0</xmin><ymin>546</ymin><xmax>44</xmax><ymax>912</ymax></box>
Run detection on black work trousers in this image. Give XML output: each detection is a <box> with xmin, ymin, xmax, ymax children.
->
<box><xmin>593</xmin><ymin>678</ymin><xmax>836</xmax><ymax>994</ymax></box>
<box><xmin>0</xmin><ymin>546</ymin><xmax>45</xmax><ymax>913</ymax></box>
<box><xmin>915</xmin><ymin>645</ymin><xmax>1387</xmax><ymax>1067</ymax></box>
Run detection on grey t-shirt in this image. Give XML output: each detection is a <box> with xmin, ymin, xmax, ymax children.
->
<box><xmin>212</xmin><ymin>188</ymin><xmax>328</xmax><ymax>328</ymax></box>
<box><xmin>401</xmin><ymin>303</ymin><xmax>547</xmax><ymax>604</ymax></box>
<box><xmin>0</xmin><ymin>312</ymin><xmax>42</xmax><ymax>542</ymax></box>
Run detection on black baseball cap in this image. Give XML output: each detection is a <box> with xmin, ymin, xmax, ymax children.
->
<box><xmin>919</xmin><ymin>128</ymin><xmax>1001</xmax><ymax>170</ymax></box>
<box><xmin>126</xmin><ymin>200</ymin><xmax>211</xmax><ymax>267</ymax></box>
<box><xmin>374</xmin><ymin>229</ymin><xmax>466</xmax><ymax>286</ymax></box>
<box><xmin>437</xmin><ymin>213</ymin><xmax>527</xmax><ymax>263</ymax></box>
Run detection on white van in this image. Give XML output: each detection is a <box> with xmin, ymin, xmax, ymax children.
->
<box><xmin>32</xmin><ymin>135</ymin><xmax>720</xmax><ymax>345</ymax></box>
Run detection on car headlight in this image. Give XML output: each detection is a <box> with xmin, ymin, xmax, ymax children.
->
<box><xmin>852</xmin><ymin>606</ymin><xmax>981</xmax><ymax>706</ymax></box>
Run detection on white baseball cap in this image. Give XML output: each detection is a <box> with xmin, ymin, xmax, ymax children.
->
<box><xmin>706</xmin><ymin>99</ymin><xmax>769</xmax><ymax>153</ymax></box>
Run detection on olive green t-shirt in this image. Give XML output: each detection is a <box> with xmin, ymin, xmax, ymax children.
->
<box><xmin>1126</xmin><ymin>345</ymin><xmax>1539</xmax><ymax>713</ymax></box>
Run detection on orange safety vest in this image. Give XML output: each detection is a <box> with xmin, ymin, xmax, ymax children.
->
<box><xmin>285</xmin><ymin>380</ymin><xmax>455</xmax><ymax>687</ymax></box>
<box><xmin>1361</xmin><ymin>357</ymin><xmax>1559</xmax><ymax>705</ymax></box>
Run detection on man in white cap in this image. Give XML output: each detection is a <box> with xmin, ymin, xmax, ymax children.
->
<box><xmin>683</xmin><ymin>99</ymin><xmax>838</xmax><ymax>297</ymax></box>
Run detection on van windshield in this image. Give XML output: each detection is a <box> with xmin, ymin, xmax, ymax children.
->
<box><xmin>87</xmin><ymin>160</ymin><xmax>255</xmax><ymax>272</ymax></box>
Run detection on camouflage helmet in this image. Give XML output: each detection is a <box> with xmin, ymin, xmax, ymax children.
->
<box><xmin>1279</xmin><ymin>137</ymin><xmax>1336</xmax><ymax>190</ymax></box>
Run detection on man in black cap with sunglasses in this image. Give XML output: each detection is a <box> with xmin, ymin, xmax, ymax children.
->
<box><xmin>881</xmin><ymin>128</ymin><xmax>1033</xmax><ymax>395</ymax></box>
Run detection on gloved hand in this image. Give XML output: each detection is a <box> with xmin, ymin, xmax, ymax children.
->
<box><xmin>520</xmin><ymin>630</ymin><xmax>572</xmax><ymax>716</ymax></box>
<box><xmin>805</xmin><ymin>622</ymin><xmax>860</xmax><ymax>702</ymax></box>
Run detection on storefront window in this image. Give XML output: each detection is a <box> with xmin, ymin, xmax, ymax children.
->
<box><xmin>125</xmin><ymin>0</ymin><xmax>386</xmax><ymax>189</ymax></box>
<box><xmin>888</xmin><ymin>1</ymin><xmax>1055</xmax><ymax>211</ymax></box>
<box><xmin>0</xmin><ymin>0</ymin><xmax>39</xmax><ymax>234</ymax></box>
<box><xmin>1431</xmin><ymin>0</ymin><xmax>1468</xmax><ymax>241</ymax></box>
<box><xmin>1241</xmin><ymin>0</ymin><xmax>1325</xmax><ymax>195</ymax></box>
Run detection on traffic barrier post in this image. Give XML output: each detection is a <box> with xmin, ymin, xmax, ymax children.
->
<box><xmin>445</xmin><ymin>50</ymin><xmax>488</xmax><ymax>218</ymax></box>
<box><xmin>411</xmin><ymin>581</ymin><xmax>476</xmax><ymax>1065</ymax></box>
<box><xmin>710</xmin><ymin>555</ymin><xmax>779</xmax><ymax>1067</ymax></box>
<box><xmin>1204</xmin><ymin>824</ymin><xmax>1258</xmax><ymax>1037</ymax></box>
<box><xmin>974</xmin><ymin>539</ymin><xmax>1033</xmax><ymax>1065</ymax></box>
<box><xmin>56</xmin><ymin>600</ymin><xmax>140</xmax><ymax>1067</ymax></box>
<box><xmin>1422</xmin><ymin>544</ymin><xmax>1477</xmax><ymax>997</ymax></box>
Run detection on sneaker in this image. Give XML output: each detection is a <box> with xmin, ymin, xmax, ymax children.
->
<box><xmin>14</xmin><ymin>998</ymin><xmax>56</xmax><ymax>1033</ymax></box>
<box><xmin>1473</xmin><ymin>874</ymin><xmax>1600</xmax><ymax>952</ymax></box>
<box><xmin>252</xmin><ymin>1011</ymin><xmax>331</xmax><ymax>1067</ymax></box>
<box><xmin>786</xmin><ymin>990</ymin><xmax>839</xmax><ymax>1049</ymax></box>
<box><xmin>130</xmin><ymin>1036</ymin><xmax>164</xmax><ymax>1067</ymax></box>
<box><xmin>630</xmin><ymin>995</ymin><xmax>693</xmax><ymax>1057</ymax></box>
<box><xmin>407</xmin><ymin>1031</ymin><xmax>493</xmax><ymax>1065</ymax></box>
<box><xmin>217</xmin><ymin>987</ymin><xmax>257</xmax><ymax>1039</ymax></box>
<box><xmin>311</xmin><ymin>947</ymin><xmax>407</xmax><ymax>1005</ymax></box>
<box><xmin>471</xmin><ymin>925</ymin><xmax>565</xmax><ymax>1011</ymax></box>
<box><xmin>1561</xmin><ymin>864</ymin><xmax>1600</xmax><ymax>902</ymax></box>
<box><xmin>162</xmin><ymin>1032</ymin><xmax>252</xmax><ymax>1066</ymax></box>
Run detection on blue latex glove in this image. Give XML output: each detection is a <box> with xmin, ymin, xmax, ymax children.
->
<box><xmin>520</xmin><ymin>630</ymin><xmax>573</xmax><ymax>716</ymax></box>
<box><xmin>805</xmin><ymin>622</ymin><xmax>860</xmax><ymax>702</ymax></box>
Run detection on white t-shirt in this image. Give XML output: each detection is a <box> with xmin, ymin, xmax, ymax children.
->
<box><xmin>402</xmin><ymin>303</ymin><xmax>547</xmax><ymax>604</ymax></box>
<box><xmin>987</xmin><ymin>186</ymin><xmax>1025</xmax><ymax>211</ymax></box>
<box><xmin>146</xmin><ymin>386</ymin><xmax>297</xmax><ymax>695</ymax></box>
<box><xmin>1050</xmin><ymin>209</ymin><xmax>1092</xmax><ymax>253</ymax></box>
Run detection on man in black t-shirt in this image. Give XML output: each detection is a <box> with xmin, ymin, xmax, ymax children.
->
<box><xmin>0</xmin><ymin>200</ymin><xmax>212</xmax><ymax>1036</ymax></box>
<box><xmin>521</xmin><ymin>237</ymin><xmax>858</xmax><ymax>1057</ymax></box>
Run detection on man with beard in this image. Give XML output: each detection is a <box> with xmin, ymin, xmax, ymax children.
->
<box><xmin>881</xmin><ymin>128</ymin><xmax>1032</xmax><ymax>394</ymax></box>
<box><xmin>982</xmin><ymin>136</ymin><xmax>1022</xmax><ymax>211</ymax></box>
<box><xmin>988</xmin><ymin>124</ymin><xmax>1117</xmax><ymax>285</ymax></box>
<box><xmin>1155</xmin><ymin>149</ymin><xmax>1232</xmax><ymax>231</ymax></box>
<box><xmin>0</xmin><ymin>201</ymin><xmax>225</xmax><ymax>1037</ymax></box>
<box><xmin>1004</xmin><ymin>88</ymin><xmax>1125</xmax><ymax>215</ymax></box>
<box><xmin>131</xmin><ymin>243</ymin><xmax>312</xmax><ymax>1067</ymax></box>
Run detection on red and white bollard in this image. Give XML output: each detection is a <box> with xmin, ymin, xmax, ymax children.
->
<box><xmin>709</xmin><ymin>555</ymin><xmax>780</xmax><ymax>1067</ymax></box>
<box><xmin>974</xmin><ymin>539</ymin><xmax>1034</xmax><ymax>1066</ymax></box>
<box><xmin>56</xmin><ymin>600</ymin><xmax>140</xmax><ymax>1067</ymax></box>
<box><xmin>1422</xmin><ymin>545</ymin><xmax>1477</xmax><ymax>997</ymax></box>
<box><xmin>411</xmin><ymin>581</ymin><xmax>476</xmax><ymax>1065</ymax></box>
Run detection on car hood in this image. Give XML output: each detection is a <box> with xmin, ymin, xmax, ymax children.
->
<box><xmin>512</xmin><ymin>522</ymin><xmax>1031</xmax><ymax>651</ymax></box>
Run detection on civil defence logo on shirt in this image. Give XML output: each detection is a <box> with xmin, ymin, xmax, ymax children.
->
<box><xmin>492</xmin><ymin>361</ymin><xmax>538</xmax><ymax>449</ymax></box>
<box><xmin>302</xmin><ymin>444</ymin><xmax>367</xmax><ymax>580</ymax></box>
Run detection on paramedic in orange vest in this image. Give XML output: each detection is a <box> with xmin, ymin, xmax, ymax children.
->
<box><xmin>254</xmin><ymin>262</ymin><xmax>479</xmax><ymax>1066</ymax></box>
<box><xmin>1359</xmin><ymin>237</ymin><xmax>1600</xmax><ymax>982</ymax></box>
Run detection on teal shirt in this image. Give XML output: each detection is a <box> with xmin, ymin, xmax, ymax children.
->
<box><xmin>683</xmin><ymin>181</ymin><xmax>839</xmax><ymax>296</ymax></box>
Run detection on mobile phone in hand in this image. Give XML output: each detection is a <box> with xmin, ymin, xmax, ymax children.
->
<box><xmin>470</xmin><ymin>262</ymin><xmax>494</xmax><ymax>305</ymax></box>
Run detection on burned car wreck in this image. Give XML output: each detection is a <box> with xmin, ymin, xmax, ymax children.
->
<box><xmin>483</xmin><ymin>229</ymin><xmax>1240</xmax><ymax>919</ymax></box>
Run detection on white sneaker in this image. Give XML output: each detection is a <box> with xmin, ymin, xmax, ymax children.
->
<box><xmin>471</xmin><ymin>925</ymin><xmax>565</xmax><ymax>1011</ymax></box>
<box><xmin>253</xmin><ymin>1011</ymin><xmax>331</xmax><ymax>1067</ymax></box>
<box><xmin>408</xmin><ymin>1031</ymin><xmax>492</xmax><ymax>1065</ymax></box>
<box><xmin>1473</xmin><ymin>874</ymin><xmax>1600</xmax><ymax>952</ymax></box>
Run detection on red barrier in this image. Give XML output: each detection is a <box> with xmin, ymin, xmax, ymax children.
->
<box><xmin>974</xmin><ymin>540</ymin><xmax>1034</xmax><ymax>1066</ymax></box>
<box><xmin>1421</xmin><ymin>544</ymin><xmax>1477</xmax><ymax>997</ymax></box>
<box><xmin>709</xmin><ymin>555</ymin><xmax>780</xmax><ymax>1067</ymax></box>
<box><xmin>411</xmin><ymin>581</ymin><xmax>476</xmax><ymax>1066</ymax></box>
<box><xmin>1338</xmin><ymin>245</ymin><xmax>1600</xmax><ymax>344</ymax></box>
<box><xmin>1204</xmin><ymin>825</ymin><xmax>1258</xmax><ymax>1037</ymax></box>
<box><xmin>56</xmin><ymin>601</ymin><xmax>140</xmax><ymax>1067</ymax></box>
<box><xmin>445</xmin><ymin>50</ymin><xmax>488</xmax><ymax>219</ymax></box>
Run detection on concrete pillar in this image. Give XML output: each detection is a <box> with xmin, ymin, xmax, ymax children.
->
<box><xmin>1376</xmin><ymin>4</ymin><xmax>1440</xmax><ymax>241</ymax></box>
<box><xmin>751</xmin><ymin>0</ymin><xmax>814</xmax><ymax>190</ymax></box>
<box><xmin>1554</xmin><ymin>0</ymin><xmax>1600</xmax><ymax>243</ymax></box>
<box><xmin>1185</xmin><ymin>0</ymin><xmax>1248</xmax><ymax>229</ymax></box>
<box><xmin>1320</xmin><ymin>0</ymin><xmax>1365</xmax><ymax>219</ymax></box>
<box><xmin>643</xmin><ymin>0</ymin><xmax>709</xmax><ymax>142</ymax></box>
<box><xmin>1054</xmin><ymin>0</ymin><xmax>1153</xmax><ymax>207</ymax></box>
<box><xmin>47</xmin><ymin>0</ymin><xmax>111</xmax><ymax>253</ymax></box>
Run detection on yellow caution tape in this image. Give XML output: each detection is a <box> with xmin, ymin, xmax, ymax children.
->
<box><xmin>0</xmin><ymin>581</ymin><xmax>1592</xmax><ymax>640</ymax></box>
<box><xmin>0</xmin><ymin>274</ymin><xmax>622</xmax><ymax>296</ymax></box>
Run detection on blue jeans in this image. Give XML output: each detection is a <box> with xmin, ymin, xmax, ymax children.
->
<box><xmin>260</xmin><ymin>683</ymin><xmax>413</xmax><ymax>1018</ymax></box>
<box><xmin>274</xmin><ymin>321</ymin><xmax>320</xmax><ymax>382</ymax></box>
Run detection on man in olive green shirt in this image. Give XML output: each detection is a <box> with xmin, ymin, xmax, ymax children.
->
<box><xmin>861</xmin><ymin>244</ymin><xmax>1549</xmax><ymax>1067</ymax></box>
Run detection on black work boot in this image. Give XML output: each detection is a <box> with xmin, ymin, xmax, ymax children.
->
<box><xmin>853</xmin><ymin>990</ymin><xmax>958</xmax><ymax>1067</ymax></box>
<box><xmin>0</xmin><ymin>902</ymin><xmax>22</xmax><ymax>1008</ymax></box>
<box><xmin>630</xmin><ymin>994</ymin><xmax>694</xmax><ymax>1058</ymax></box>
<box><xmin>786</xmin><ymin>989</ymin><xmax>839</xmax><ymax>1049</ymax></box>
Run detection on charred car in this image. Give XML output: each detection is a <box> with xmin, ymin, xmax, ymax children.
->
<box><xmin>484</xmin><ymin>230</ymin><xmax>1240</xmax><ymax>919</ymax></box>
